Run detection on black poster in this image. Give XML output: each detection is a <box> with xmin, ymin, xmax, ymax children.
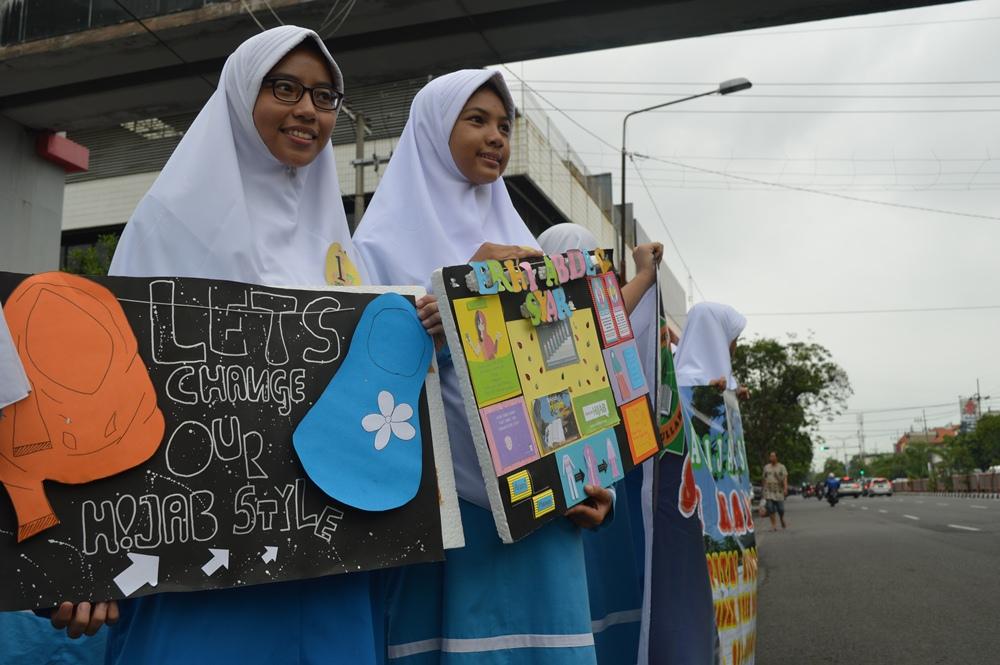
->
<box><xmin>0</xmin><ymin>271</ymin><xmax>454</xmax><ymax>611</ymax></box>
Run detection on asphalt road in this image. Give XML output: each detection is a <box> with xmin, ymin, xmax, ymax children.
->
<box><xmin>755</xmin><ymin>493</ymin><xmax>1000</xmax><ymax>664</ymax></box>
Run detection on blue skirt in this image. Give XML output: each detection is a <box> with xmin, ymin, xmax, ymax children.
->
<box><xmin>582</xmin><ymin>476</ymin><xmax>644</xmax><ymax>665</ymax></box>
<box><xmin>386</xmin><ymin>500</ymin><xmax>597</xmax><ymax>665</ymax></box>
<box><xmin>0</xmin><ymin>610</ymin><xmax>106</xmax><ymax>665</ymax></box>
<box><xmin>105</xmin><ymin>573</ymin><xmax>380</xmax><ymax>665</ymax></box>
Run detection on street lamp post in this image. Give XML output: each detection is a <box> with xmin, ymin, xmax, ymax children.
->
<box><xmin>618</xmin><ymin>77</ymin><xmax>752</xmax><ymax>281</ymax></box>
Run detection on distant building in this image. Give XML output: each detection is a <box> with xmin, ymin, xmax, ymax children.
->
<box><xmin>895</xmin><ymin>424</ymin><xmax>960</xmax><ymax>454</ymax></box>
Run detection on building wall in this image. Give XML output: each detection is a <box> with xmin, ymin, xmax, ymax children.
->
<box><xmin>62</xmin><ymin>171</ymin><xmax>158</xmax><ymax>230</ymax></box>
<box><xmin>0</xmin><ymin>116</ymin><xmax>65</xmax><ymax>273</ymax></box>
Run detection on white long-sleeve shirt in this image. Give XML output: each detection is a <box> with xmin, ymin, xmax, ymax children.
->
<box><xmin>0</xmin><ymin>306</ymin><xmax>29</xmax><ymax>409</ymax></box>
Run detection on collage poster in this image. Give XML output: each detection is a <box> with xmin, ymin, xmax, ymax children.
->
<box><xmin>434</xmin><ymin>249</ymin><xmax>668</xmax><ymax>542</ymax></box>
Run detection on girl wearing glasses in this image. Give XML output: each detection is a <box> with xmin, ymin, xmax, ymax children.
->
<box><xmin>46</xmin><ymin>26</ymin><xmax>379</xmax><ymax>664</ymax></box>
<box><xmin>354</xmin><ymin>70</ymin><xmax>610</xmax><ymax>665</ymax></box>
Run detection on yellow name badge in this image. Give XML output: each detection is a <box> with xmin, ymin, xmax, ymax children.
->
<box><xmin>325</xmin><ymin>242</ymin><xmax>362</xmax><ymax>286</ymax></box>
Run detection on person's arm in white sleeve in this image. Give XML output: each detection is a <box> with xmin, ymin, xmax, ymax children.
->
<box><xmin>0</xmin><ymin>306</ymin><xmax>30</xmax><ymax>409</ymax></box>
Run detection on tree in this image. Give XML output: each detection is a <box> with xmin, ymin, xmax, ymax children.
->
<box><xmin>939</xmin><ymin>433</ymin><xmax>976</xmax><ymax>475</ymax></box>
<box><xmin>733</xmin><ymin>335</ymin><xmax>851</xmax><ymax>484</ymax></box>
<box><xmin>868</xmin><ymin>453</ymin><xmax>908</xmax><ymax>481</ymax></box>
<box><xmin>822</xmin><ymin>457</ymin><xmax>846</xmax><ymax>478</ymax></box>
<box><xmin>63</xmin><ymin>233</ymin><xmax>119</xmax><ymax>276</ymax></box>
<box><xmin>971</xmin><ymin>413</ymin><xmax>1000</xmax><ymax>470</ymax></box>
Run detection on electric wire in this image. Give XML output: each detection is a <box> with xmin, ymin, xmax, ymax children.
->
<box><xmin>112</xmin><ymin>0</ymin><xmax>216</xmax><ymax>91</ymax></box>
<box><xmin>627</xmin><ymin>153</ymin><xmax>706</xmax><ymax>301</ymax></box>
<box><xmin>239</xmin><ymin>0</ymin><xmax>267</xmax><ymax>31</ymax></box>
<box><xmin>521</xmin><ymin>79</ymin><xmax>1000</xmax><ymax>87</ymax></box>
<box><xmin>635</xmin><ymin>154</ymin><xmax>1000</xmax><ymax>222</ymax></box>
<box><xmin>525</xmin><ymin>106</ymin><xmax>1000</xmax><ymax>115</ymax></box>
<box><xmin>528</xmin><ymin>89</ymin><xmax>1000</xmax><ymax>100</ymax></box>
<box><xmin>743</xmin><ymin>305</ymin><xmax>1000</xmax><ymax>316</ymax></box>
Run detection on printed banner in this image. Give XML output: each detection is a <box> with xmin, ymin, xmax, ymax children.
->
<box><xmin>656</xmin><ymin>315</ymin><xmax>685</xmax><ymax>455</ymax></box>
<box><xmin>433</xmin><ymin>249</ymin><xmax>666</xmax><ymax>543</ymax></box>
<box><xmin>678</xmin><ymin>386</ymin><xmax>758</xmax><ymax>665</ymax></box>
<box><xmin>0</xmin><ymin>271</ymin><xmax>457</xmax><ymax>611</ymax></box>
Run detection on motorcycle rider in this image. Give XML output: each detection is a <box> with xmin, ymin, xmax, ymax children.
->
<box><xmin>824</xmin><ymin>472</ymin><xmax>841</xmax><ymax>506</ymax></box>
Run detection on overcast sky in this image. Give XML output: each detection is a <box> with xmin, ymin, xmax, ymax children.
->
<box><xmin>493</xmin><ymin>0</ymin><xmax>1000</xmax><ymax>464</ymax></box>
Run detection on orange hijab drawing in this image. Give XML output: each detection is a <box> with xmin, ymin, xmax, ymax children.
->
<box><xmin>0</xmin><ymin>273</ymin><xmax>164</xmax><ymax>541</ymax></box>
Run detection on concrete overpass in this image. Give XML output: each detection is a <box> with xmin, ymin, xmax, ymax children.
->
<box><xmin>0</xmin><ymin>0</ymin><xmax>963</xmax><ymax>131</ymax></box>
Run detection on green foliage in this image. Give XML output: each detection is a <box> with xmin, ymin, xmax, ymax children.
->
<box><xmin>63</xmin><ymin>234</ymin><xmax>119</xmax><ymax>276</ymax></box>
<box><xmin>867</xmin><ymin>452</ymin><xmax>909</xmax><ymax>481</ymax></box>
<box><xmin>970</xmin><ymin>413</ymin><xmax>1000</xmax><ymax>470</ymax></box>
<box><xmin>822</xmin><ymin>457</ymin><xmax>846</xmax><ymax>478</ymax></box>
<box><xmin>733</xmin><ymin>335</ymin><xmax>852</xmax><ymax>484</ymax></box>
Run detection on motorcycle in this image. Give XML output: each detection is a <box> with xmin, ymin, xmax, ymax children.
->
<box><xmin>826</xmin><ymin>488</ymin><xmax>839</xmax><ymax>507</ymax></box>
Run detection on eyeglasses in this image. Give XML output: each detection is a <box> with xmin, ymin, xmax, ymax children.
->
<box><xmin>262</xmin><ymin>77</ymin><xmax>344</xmax><ymax>111</ymax></box>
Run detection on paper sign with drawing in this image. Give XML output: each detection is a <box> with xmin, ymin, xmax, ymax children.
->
<box><xmin>0</xmin><ymin>271</ymin><xmax>458</xmax><ymax>611</ymax></box>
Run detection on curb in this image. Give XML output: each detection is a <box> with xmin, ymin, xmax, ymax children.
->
<box><xmin>897</xmin><ymin>491</ymin><xmax>1000</xmax><ymax>500</ymax></box>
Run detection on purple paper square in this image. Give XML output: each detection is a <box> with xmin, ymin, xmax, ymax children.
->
<box><xmin>481</xmin><ymin>397</ymin><xmax>541</xmax><ymax>476</ymax></box>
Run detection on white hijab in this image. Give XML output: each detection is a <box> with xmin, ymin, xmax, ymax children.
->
<box><xmin>352</xmin><ymin>69</ymin><xmax>538</xmax><ymax>289</ymax></box>
<box><xmin>110</xmin><ymin>25</ymin><xmax>366</xmax><ymax>287</ymax></box>
<box><xmin>0</xmin><ymin>308</ymin><xmax>30</xmax><ymax>409</ymax></box>
<box><xmin>673</xmin><ymin>302</ymin><xmax>746</xmax><ymax>389</ymax></box>
<box><xmin>537</xmin><ymin>222</ymin><xmax>598</xmax><ymax>254</ymax></box>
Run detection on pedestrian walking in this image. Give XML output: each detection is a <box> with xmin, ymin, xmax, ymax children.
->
<box><xmin>762</xmin><ymin>451</ymin><xmax>789</xmax><ymax>530</ymax></box>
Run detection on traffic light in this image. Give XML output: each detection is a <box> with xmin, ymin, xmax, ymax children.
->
<box><xmin>860</xmin><ymin>469</ymin><xmax>865</xmax><ymax>476</ymax></box>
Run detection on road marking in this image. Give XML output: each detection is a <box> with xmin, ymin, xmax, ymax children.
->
<box><xmin>903</xmin><ymin>514</ymin><xmax>920</xmax><ymax>520</ymax></box>
<box><xmin>971</xmin><ymin>505</ymin><xmax>988</xmax><ymax>509</ymax></box>
<box><xmin>878</xmin><ymin>509</ymin><xmax>888</xmax><ymax>514</ymax></box>
<box><xmin>861</xmin><ymin>506</ymin><xmax>869</xmax><ymax>511</ymax></box>
<box><xmin>916</xmin><ymin>500</ymin><xmax>925</xmax><ymax>504</ymax></box>
<box><xmin>937</xmin><ymin>502</ymin><xmax>949</xmax><ymax>506</ymax></box>
<box><xmin>947</xmin><ymin>524</ymin><xmax>981</xmax><ymax>532</ymax></box>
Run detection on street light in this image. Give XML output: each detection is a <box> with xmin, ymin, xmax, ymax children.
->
<box><xmin>618</xmin><ymin>77</ymin><xmax>752</xmax><ymax>281</ymax></box>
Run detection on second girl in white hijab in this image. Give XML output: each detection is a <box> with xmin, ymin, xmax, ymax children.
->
<box><xmin>355</xmin><ymin>70</ymin><xmax>608</xmax><ymax>664</ymax></box>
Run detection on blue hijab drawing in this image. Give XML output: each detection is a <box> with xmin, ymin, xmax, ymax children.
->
<box><xmin>294</xmin><ymin>292</ymin><xmax>433</xmax><ymax>511</ymax></box>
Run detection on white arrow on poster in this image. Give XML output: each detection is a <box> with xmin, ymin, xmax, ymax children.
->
<box><xmin>113</xmin><ymin>554</ymin><xmax>159</xmax><ymax>597</ymax></box>
<box><xmin>261</xmin><ymin>546</ymin><xmax>278</xmax><ymax>564</ymax></box>
<box><xmin>201</xmin><ymin>548</ymin><xmax>229</xmax><ymax>576</ymax></box>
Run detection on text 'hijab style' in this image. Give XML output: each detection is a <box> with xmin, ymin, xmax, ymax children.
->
<box><xmin>353</xmin><ymin>69</ymin><xmax>538</xmax><ymax>288</ymax></box>
<box><xmin>673</xmin><ymin>302</ymin><xmax>747</xmax><ymax>389</ymax></box>
<box><xmin>110</xmin><ymin>25</ymin><xmax>365</xmax><ymax>287</ymax></box>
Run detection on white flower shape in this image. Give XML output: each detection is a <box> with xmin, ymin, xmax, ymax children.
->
<box><xmin>361</xmin><ymin>390</ymin><xmax>415</xmax><ymax>451</ymax></box>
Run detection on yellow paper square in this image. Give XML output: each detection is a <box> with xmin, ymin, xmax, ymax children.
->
<box><xmin>506</xmin><ymin>309</ymin><xmax>613</xmax><ymax>456</ymax></box>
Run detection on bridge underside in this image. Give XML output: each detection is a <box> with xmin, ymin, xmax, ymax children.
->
<box><xmin>0</xmin><ymin>0</ymin><xmax>961</xmax><ymax>130</ymax></box>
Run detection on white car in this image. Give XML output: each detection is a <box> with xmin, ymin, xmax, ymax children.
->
<box><xmin>868</xmin><ymin>478</ymin><xmax>893</xmax><ymax>497</ymax></box>
<box><xmin>838</xmin><ymin>479</ymin><xmax>862</xmax><ymax>498</ymax></box>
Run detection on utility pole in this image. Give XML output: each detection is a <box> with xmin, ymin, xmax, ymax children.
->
<box><xmin>353</xmin><ymin>112</ymin><xmax>366</xmax><ymax>229</ymax></box>
<box><xmin>857</xmin><ymin>413</ymin><xmax>866</xmax><ymax>459</ymax></box>
<box><xmin>977</xmin><ymin>378</ymin><xmax>982</xmax><ymax>418</ymax></box>
<box><xmin>923</xmin><ymin>409</ymin><xmax>933</xmax><ymax>480</ymax></box>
